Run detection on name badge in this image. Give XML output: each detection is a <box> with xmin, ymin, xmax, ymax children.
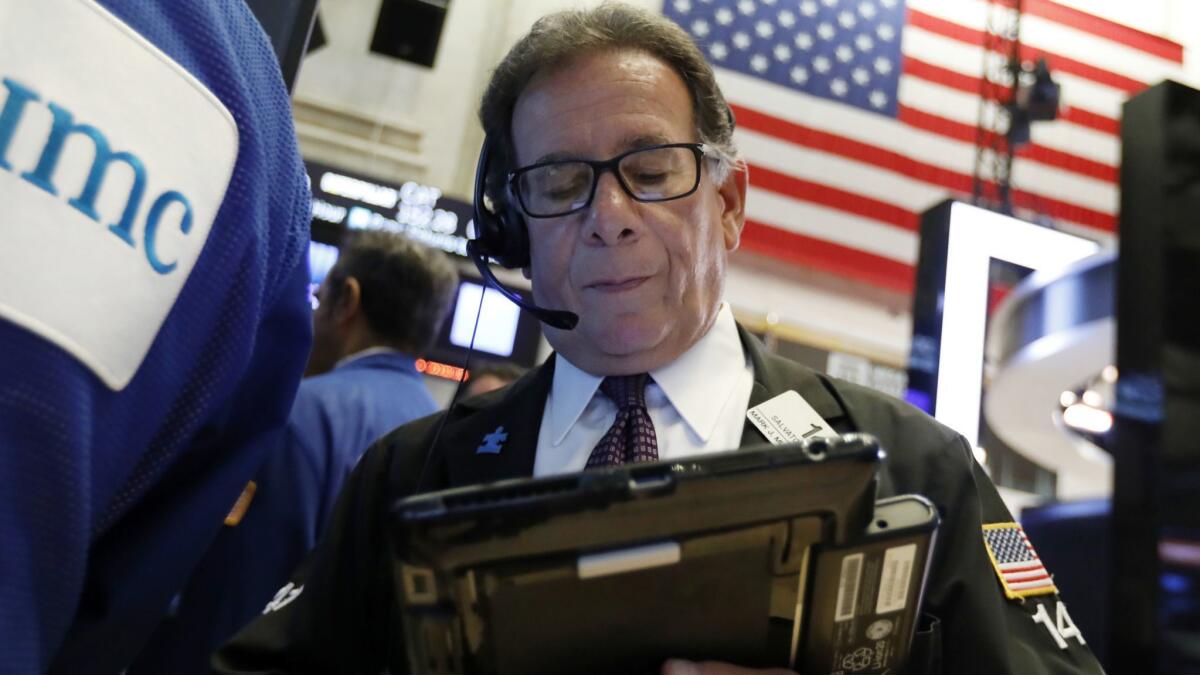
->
<box><xmin>747</xmin><ymin>391</ymin><xmax>836</xmax><ymax>446</ymax></box>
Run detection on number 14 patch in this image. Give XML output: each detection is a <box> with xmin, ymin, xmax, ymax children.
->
<box><xmin>1031</xmin><ymin>599</ymin><xmax>1087</xmax><ymax>650</ymax></box>
<box><xmin>983</xmin><ymin>522</ymin><xmax>1086</xmax><ymax>650</ymax></box>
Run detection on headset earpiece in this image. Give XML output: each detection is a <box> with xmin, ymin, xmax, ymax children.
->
<box><xmin>471</xmin><ymin>137</ymin><xmax>530</xmax><ymax>269</ymax></box>
<box><xmin>468</xmin><ymin>134</ymin><xmax>577</xmax><ymax>330</ymax></box>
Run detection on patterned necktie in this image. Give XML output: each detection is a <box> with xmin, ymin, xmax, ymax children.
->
<box><xmin>585</xmin><ymin>373</ymin><xmax>660</xmax><ymax>468</ymax></box>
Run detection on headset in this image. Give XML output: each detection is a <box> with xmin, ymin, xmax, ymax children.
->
<box><xmin>413</xmin><ymin>138</ymin><xmax>578</xmax><ymax>492</ymax></box>
<box><xmin>419</xmin><ymin>106</ymin><xmax>738</xmax><ymax>491</ymax></box>
<box><xmin>467</xmin><ymin>137</ymin><xmax>579</xmax><ymax>331</ymax></box>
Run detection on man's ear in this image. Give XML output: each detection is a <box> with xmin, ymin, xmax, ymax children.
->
<box><xmin>717</xmin><ymin>160</ymin><xmax>748</xmax><ymax>252</ymax></box>
<box><xmin>332</xmin><ymin>276</ymin><xmax>362</xmax><ymax>324</ymax></box>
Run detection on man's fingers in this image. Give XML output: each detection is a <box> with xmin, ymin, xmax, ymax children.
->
<box><xmin>661</xmin><ymin>658</ymin><xmax>798</xmax><ymax>675</ymax></box>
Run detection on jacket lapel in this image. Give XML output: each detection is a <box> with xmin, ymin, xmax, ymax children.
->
<box><xmin>736</xmin><ymin>325</ymin><xmax>851</xmax><ymax>447</ymax></box>
<box><xmin>440</xmin><ymin>357</ymin><xmax>556</xmax><ymax>488</ymax></box>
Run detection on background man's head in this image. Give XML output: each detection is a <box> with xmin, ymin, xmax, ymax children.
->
<box><xmin>307</xmin><ymin>231</ymin><xmax>458</xmax><ymax>376</ymax></box>
<box><xmin>478</xmin><ymin>4</ymin><xmax>748</xmax><ymax>376</ymax></box>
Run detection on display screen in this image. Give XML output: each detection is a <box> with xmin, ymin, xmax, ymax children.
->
<box><xmin>243</xmin><ymin>0</ymin><xmax>319</xmax><ymax>92</ymax></box>
<box><xmin>907</xmin><ymin>200</ymin><xmax>1099</xmax><ymax>446</ymax></box>
<box><xmin>307</xmin><ymin>240</ymin><xmax>340</xmax><ymax>308</ymax></box>
<box><xmin>448</xmin><ymin>281</ymin><xmax>521</xmax><ymax>358</ymax></box>
<box><xmin>301</xmin><ymin>155</ymin><xmax>545</xmax><ymax>368</ymax></box>
<box><xmin>428</xmin><ymin>275</ymin><xmax>543</xmax><ymax>368</ymax></box>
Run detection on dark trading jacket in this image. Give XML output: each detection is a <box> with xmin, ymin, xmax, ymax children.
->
<box><xmin>215</xmin><ymin>326</ymin><xmax>1105</xmax><ymax>675</ymax></box>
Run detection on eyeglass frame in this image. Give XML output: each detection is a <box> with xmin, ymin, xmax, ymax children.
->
<box><xmin>506</xmin><ymin>142</ymin><xmax>716</xmax><ymax>219</ymax></box>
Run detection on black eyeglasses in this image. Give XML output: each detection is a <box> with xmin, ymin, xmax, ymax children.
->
<box><xmin>507</xmin><ymin>142</ymin><xmax>714</xmax><ymax>218</ymax></box>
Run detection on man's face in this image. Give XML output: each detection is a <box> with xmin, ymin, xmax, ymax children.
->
<box><xmin>510</xmin><ymin>49</ymin><xmax>746</xmax><ymax>375</ymax></box>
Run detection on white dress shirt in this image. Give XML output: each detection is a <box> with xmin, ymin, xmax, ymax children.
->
<box><xmin>533</xmin><ymin>304</ymin><xmax>755</xmax><ymax>477</ymax></box>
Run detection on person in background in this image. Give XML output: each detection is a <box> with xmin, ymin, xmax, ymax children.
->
<box><xmin>463</xmin><ymin>362</ymin><xmax>527</xmax><ymax>399</ymax></box>
<box><xmin>127</xmin><ymin>231</ymin><xmax>457</xmax><ymax>675</ymax></box>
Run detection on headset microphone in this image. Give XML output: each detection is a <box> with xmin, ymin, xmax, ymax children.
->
<box><xmin>466</xmin><ymin>240</ymin><xmax>579</xmax><ymax>330</ymax></box>
<box><xmin>468</xmin><ymin>136</ymin><xmax>579</xmax><ymax>331</ymax></box>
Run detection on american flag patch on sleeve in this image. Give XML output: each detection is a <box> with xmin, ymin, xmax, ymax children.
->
<box><xmin>982</xmin><ymin>522</ymin><xmax>1058</xmax><ymax>600</ymax></box>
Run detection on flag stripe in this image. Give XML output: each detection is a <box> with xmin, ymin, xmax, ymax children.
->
<box><xmin>1010</xmin><ymin>191</ymin><xmax>1111</xmax><ymax>231</ymax></box>
<box><xmin>1006</xmin><ymin>570</ymin><xmax>1052</xmax><ymax>581</ymax></box>
<box><xmin>722</xmin><ymin>69</ymin><xmax>1118</xmax><ymax>182</ymax></box>
<box><xmin>1023</xmin><ymin>0</ymin><xmax>1184</xmax><ymax>63</ymax></box>
<box><xmin>736</xmin><ymin>107</ymin><xmax>1116</xmax><ymax>226</ymax></box>
<box><xmin>1017</xmin><ymin>145</ymin><xmax>1116</xmax><ymax>186</ymax></box>
<box><xmin>725</xmin><ymin>75</ymin><xmax>1119</xmax><ymax>237</ymax></box>
<box><xmin>746</xmin><ymin>176</ymin><xmax>1110</xmax><ymax>270</ymax></box>
<box><xmin>998</xmin><ymin>562</ymin><xmax>1044</xmax><ymax>572</ymax></box>
<box><xmin>907</xmin><ymin>8</ymin><xmax>1148</xmax><ymax>94</ymax></box>
<box><xmin>740</xmin><ymin>220</ymin><xmax>917</xmax><ymax>293</ymax></box>
<box><xmin>738</xmin><ymin>127</ymin><xmax>950</xmax><ymax>208</ymax></box>
<box><xmin>897</xmin><ymin>101</ymin><xmax>1117</xmax><ymax>186</ymax></box>
<box><xmin>910</xmin><ymin>0</ymin><xmax>1184</xmax><ymax>72</ymax></box>
<box><xmin>897</xmin><ymin>74</ymin><xmax>1119</xmax><ymax>167</ymax></box>
<box><xmin>896</xmin><ymin>106</ymin><xmax>1120</xmax><ymax>223</ymax></box>
<box><xmin>1019</xmin><ymin>45</ymin><xmax>1143</xmax><ymax>96</ymax></box>
<box><xmin>903</xmin><ymin>25</ymin><xmax>1130</xmax><ymax>121</ymax></box>
<box><xmin>733</xmin><ymin>103</ymin><xmax>972</xmax><ymax>192</ymax></box>
<box><xmin>901</xmin><ymin>54</ymin><xmax>981</xmax><ymax>99</ymax></box>
<box><xmin>746</xmin><ymin>187</ymin><xmax>918</xmax><ymax>264</ymax></box>
<box><xmin>750</xmin><ymin>162</ymin><xmax>919</xmax><ymax>231</ymax></box>
<box><xmin>1008</xmin><ymin>578</ymin><xmax>1056</xmax><ymax>590</ymax></box>
<box><xmin>897</xmin><ymin>67</ymin><xmax>1120</xmax><ymax>175</ymax></box>
<box><xmin>1060</xmin><ymin>106</ymin><xmax>1119</xmax><ymax>136</ymax></box>
<box><xmin>902</xmin><ymin>42</ymin><xmax>1123</xmax><ymax>154</ymax></box>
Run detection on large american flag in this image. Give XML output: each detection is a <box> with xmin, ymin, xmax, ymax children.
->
<box><xmin>662</xmin><ymin>0</ymin><xmax>1187</xmax><ymax>293</ymax></box>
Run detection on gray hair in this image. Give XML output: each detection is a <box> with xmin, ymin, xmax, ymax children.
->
<box><xmin>478</xmin><ymin>2</ymin><xmax>739</xmax><ymax>190</ymax></box>
<box><xmin>327</xmin><ymin>230</ymin><xmax>458</xmax><ymax>354</ymax></box>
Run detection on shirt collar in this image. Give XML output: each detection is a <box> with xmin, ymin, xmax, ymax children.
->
<box><xmin>648</xmin><ymin>304</ymin><xmax>745</xmax><ymax>442</ymax></box>
<box><xmin>546</xmin><ymin>354</ymin><xmax>605</xmax><ymax>447</ymax></box>
<box><xmin>546</xmin><ymin>304</ymin><xmax>746</xmax><ymax>445</ymax></box>
<box><xmin>334</xmin><ymin>346</ymin><xmax>402</xmax><ymax>369</ymax></box>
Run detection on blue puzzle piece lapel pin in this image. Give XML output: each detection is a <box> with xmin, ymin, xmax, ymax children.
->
<box><xmin>477</xmin><ymin>426</ymin><xmax>507</xmax><ymax>455</ymax></box>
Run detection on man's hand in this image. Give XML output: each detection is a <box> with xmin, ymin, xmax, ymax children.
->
<box><xmin>661</xmin><ymin>659</ymin><xmax>797</xmax><ymax>675</ymax></box>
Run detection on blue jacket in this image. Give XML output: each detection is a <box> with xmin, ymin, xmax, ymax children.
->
<box><xmin>128</xmin><ymin>352</ymin><xmax>439</xmax><ymax>675</ymax></box>
<box><xmin>272</xmin><ymin>351</ymin><xmax>441</xmax><ymax>543</ymax></box>
<box><xmin>0</xmin><ymin>1</ymin><xmax>312</xmax><ymax>672</ymax></box>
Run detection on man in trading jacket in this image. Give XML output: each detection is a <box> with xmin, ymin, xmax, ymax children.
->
<box><xmin>216</xmin><ymin>5</ymin><xmax>1103</xmax><ymax>674</ymax></box>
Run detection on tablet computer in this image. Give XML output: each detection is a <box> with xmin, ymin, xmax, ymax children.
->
<box><xmin>390</xmin><ymin>433</ymin><xmax>937</xmax><ymax>675</ymax></box>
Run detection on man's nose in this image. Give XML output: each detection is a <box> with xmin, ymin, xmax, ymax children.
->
<box><xmin>583</xmin><ymin>171</ymin><xmax>641</xmax><ymax>246</ymax></box>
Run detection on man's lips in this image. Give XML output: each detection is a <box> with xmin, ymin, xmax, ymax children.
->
<box><xmin>585</xmin><ymin>275</ymin><xmax>650</xmax><ymax>292</ymax></box>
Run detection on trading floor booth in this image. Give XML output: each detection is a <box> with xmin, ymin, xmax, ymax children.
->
<box><xmin>906</xmin><ymin>81</ymin><xmax>1200</xmax><ymax>673</ymax></box>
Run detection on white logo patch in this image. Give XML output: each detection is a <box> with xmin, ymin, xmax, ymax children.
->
<box><xmin>0</xmin><ymin>0</ymin><xmax>238</xmax><ymax>389</ymax></box>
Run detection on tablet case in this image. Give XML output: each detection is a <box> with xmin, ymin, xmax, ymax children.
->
<box><xmin>390</xmin><ymin>434</ymin><xmax>937</xmax><ymax>675</ymax></box>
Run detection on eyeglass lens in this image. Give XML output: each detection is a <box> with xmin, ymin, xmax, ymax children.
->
<box><xmin>516</xmin><ymin>145</ymin><xmax>699</xmax><ymax>217</ymax></box>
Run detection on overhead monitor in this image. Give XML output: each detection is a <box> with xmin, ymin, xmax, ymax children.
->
<box><xmin>306</xmin><ymin>240</ymin><xmax>339</xmax><ymax>309</ymax></box>
<box><xmin>242</xmin><ymin>0</ymin><xmax>319</xmax><ymax>93</ymax></box>
<box><xmin>448</xmin><ymin>281</ymin><xmax>522</xmax><ymax>358</ymax></box>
